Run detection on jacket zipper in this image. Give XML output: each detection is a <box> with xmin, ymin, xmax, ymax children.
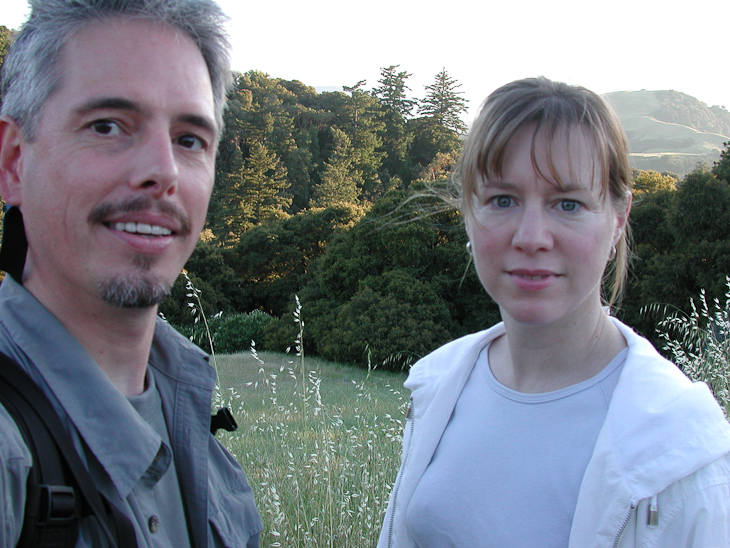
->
<box><xmin>612</xmin><ymin>502</ymin><xmax>636</xmax><ymax>548</ymax></box>
<box><xmin>387</xmin><ymin>397</ymin><xmax>415</xmax><ymax>548</ymax></box>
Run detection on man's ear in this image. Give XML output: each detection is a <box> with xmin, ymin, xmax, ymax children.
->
<box><xmin>0</xmin><ymin>116</ymin><xmax>25</xmax><ymax>206</ymax></box>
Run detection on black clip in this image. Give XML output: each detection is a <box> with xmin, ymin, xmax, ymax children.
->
<box><xmin>210</xmin><ymin>407</ymin><xmax>237</xmax><ymax>435</ymax></box>
<box><xmin>38</xmin><ymin>485</ymin><xmax>77</xmax><ymax>525</ymax></box>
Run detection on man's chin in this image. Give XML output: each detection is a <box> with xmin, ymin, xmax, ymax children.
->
<box><xmin>97</xmin><ymin>275</ymin><xmax>171</xmax><ymax>309</ymax></box>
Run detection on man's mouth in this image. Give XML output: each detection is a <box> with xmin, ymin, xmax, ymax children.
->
<box><xmin>111</xmin><ymin>222</ymin><xmax>173</xmax><ymax>236</ymax></box>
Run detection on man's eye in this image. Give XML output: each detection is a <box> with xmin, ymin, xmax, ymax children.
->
<box><xmin>177</xmin><ymin>135</ymin><xmax>205</xmax><ymax>150</ymax></box>
<box><xmin>90</xmin><ymin>120</ymin><xmax>121</xmax><ymax>136</ymax></box>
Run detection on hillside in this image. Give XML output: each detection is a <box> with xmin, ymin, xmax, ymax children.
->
<box><xmin>605</xmin><ymin>90</ymin><xmax>730</xmax><ymax>176</ymax></box>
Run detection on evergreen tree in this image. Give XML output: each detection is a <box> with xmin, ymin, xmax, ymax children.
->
<box><xmin>372</xmin><ymin>65</ymin><xmax>416</xmax><ymax>119</ymax></box>
<box><xmin>418</xmin><ymin>68</ymin><xmax>468</xmax><ymax>134</ymax></box>
<box><xmin>313</xmin><ymin>128</ymin><xmax>361</xmax><ymax>207</ymax></box>
<box><xmin>219</xmin><ymin>140</ymin><xmax>290</xmax><ymax>241</ymax></box>
<box><xmin>340</xmin><ymin>81</ymin><xmax>386</xmax><ymax>201</ymax></box>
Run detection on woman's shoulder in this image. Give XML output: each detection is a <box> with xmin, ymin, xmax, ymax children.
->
<box><xmin>405</xmin><ymin>323</ymin><xmax>505</xmax><ymax>390</ymax></box>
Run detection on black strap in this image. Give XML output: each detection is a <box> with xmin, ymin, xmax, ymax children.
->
<box><xmin>0</xmin><ymin>352</ymin><xmax>138</xmax><ymax>548</ymax></box>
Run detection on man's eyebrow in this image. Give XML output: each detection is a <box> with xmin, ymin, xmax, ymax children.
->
<box><xmin>73</xmin><ymin>99</ymin><xmax>217</xmax><ymax>135</ymax></box>
<box><xmin>177</xmin><ymin>113</ymin><xmax>218</xmax><ymax>136</ymax></box>
<box><xmin>74</xmin><ymin>97</ymin><xmax>144</xmax><ymax>116</ymax></box>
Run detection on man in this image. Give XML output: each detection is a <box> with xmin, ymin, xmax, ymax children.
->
<box><xmin>0</xmin><ymin>0</ymin><xmax>262</xmax><ymax>546</ymax></box>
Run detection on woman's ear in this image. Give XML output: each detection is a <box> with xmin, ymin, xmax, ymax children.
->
<box><xmin>613</xmin><ymin>191</ymin><xmax>632</xmax><ymax>245</ymax></box>
<box><xmin>0</xmin><ymin>116</ymin><xmax>25</xmax><ymax>207</ymax></box>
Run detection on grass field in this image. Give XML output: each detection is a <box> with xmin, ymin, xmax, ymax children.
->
<box><xmin>213</xmin><ymin>348</ymin><xmax>409</xmax><ymax>547</ymax></box>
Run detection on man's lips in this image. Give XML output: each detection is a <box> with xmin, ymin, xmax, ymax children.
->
<box><xmin>89</xmin><ymin>196</ymin><xmax>191</xmax><ymax>237</ymax></box>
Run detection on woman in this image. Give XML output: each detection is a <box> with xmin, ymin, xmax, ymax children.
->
<box><xmin>377</xmin><ymin>77</ymin><xmax>730</xmax><ymax>548</ymax></box>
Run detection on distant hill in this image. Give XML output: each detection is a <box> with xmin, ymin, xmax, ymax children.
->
<box><xmin>605</xmin><ymin>90</ymin><xmax>730</xmax><ymax>176</ymax></box>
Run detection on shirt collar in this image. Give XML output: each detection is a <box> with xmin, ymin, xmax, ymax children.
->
<box><xmin>0</xmin><ymin>276</ymin><xmax>168</xmax><ymax>498</ymax></box>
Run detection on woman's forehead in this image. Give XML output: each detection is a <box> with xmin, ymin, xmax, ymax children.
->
<box><xmin>480</xmin><ymin>125</ymin><xmax>602</xmax><ymax>190</ymax></box>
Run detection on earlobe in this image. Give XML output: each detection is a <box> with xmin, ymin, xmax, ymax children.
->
<box><xmin>0</xmin><ymin>116</ymin><xmax>25</xmax><ymax>206</ymax></box>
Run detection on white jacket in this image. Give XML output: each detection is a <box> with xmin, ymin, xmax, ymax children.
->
<box><xmin>378</xmin><ymin>318</ymin><xmax>730</xmax><ymax>548</ymax></box>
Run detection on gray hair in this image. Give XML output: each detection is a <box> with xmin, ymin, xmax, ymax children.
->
<box><xmin>0</xmin><ymin>0</ymin><xmax>233</xmax><ymax>141</ymax></box>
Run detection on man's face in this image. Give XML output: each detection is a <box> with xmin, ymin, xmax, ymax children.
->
<box><xmin>6</xmin><ymin>19</ymin><xmax>217</xmax><ymax>310</ymax></box>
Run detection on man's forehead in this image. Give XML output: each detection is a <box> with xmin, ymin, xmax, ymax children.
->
<box><xmin>48</xmin><ymin>18</ymin><xmax>216</xmax><ymax>129</ymax></box>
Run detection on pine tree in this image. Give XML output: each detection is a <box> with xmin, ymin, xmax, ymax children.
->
<box><xmin>220</xmin><ymin>140</ymin><xmax>291</xmax><ymax>241</ymax></box>
<box><xmin>418</xmin><ymin>68</ymin><xmax>468</xmax><ymax>134</ymax></box>
<box><xmin>313</xmin><ymin>129</ymin><xmax>361</xmax><ymax>207</ymax></box>
<box><xmin>372</xmin><ymin>65</ymin><xmax>417</xmax><ymax>119</ymax></box>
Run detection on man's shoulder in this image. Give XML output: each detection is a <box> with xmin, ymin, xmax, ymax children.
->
<box><xmin>0</xmin><ymin>402</ymin><xmax>32</xmax><ymax>465</ymax></box>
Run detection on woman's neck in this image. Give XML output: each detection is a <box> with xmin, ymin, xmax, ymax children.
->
<box><xmin>489</xmin><ymin>307</ymin><xmax>627</xmax><ymax>393</ymax></box>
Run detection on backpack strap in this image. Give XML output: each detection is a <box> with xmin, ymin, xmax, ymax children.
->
<box><xmin>0</xmin><ymin>352</ymin><xmax>138</xmax><ymax>548</ymax></box>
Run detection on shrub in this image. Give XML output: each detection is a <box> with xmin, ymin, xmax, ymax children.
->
<box><xmin>214</xmin><ymin>310</ymin><xmax>275</xmax><ymax>354</ymax></box>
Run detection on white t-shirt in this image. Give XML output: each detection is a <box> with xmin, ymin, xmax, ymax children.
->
<box><xmin>406</xmin><ymin>345</ymin><xmax>627</xmax><ymax>548</ymax></box>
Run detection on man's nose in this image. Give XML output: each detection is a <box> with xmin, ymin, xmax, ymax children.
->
<box><xmin>129</xmin><ymin>130</ymin><xmax>178</xmax><ymax>197</ymax></box>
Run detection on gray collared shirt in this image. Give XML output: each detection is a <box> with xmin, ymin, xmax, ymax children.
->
<box><xmin>0</xmin><ymin>276</ymin><xmax>261</xmax><ymax>547</ymax></box>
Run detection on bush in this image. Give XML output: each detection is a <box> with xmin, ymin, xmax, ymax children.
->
<box><xmin>213</xmin><ymin>310</ymin><xmax>275</xmax><ymax>354</ymax></box>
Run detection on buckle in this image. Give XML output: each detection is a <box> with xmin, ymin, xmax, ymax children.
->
<box><xmin>38</xmin><ymin>485</ymin><xmax>77</xmax><ymax>525</ymax></box>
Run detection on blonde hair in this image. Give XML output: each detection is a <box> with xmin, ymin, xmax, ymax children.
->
<box><xmin>456</xmin><ymin>77</ymin><xmax>632</xmax><ymax>306</ymax></box>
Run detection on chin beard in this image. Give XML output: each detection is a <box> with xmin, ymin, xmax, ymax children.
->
<box><xmin>98</xmin><ymin>275</ymin><xmax>171</xmax><ymax>308</ymax></box>
<box><xmin>98</xmin><ymin>255</ymin><xmax>172</xmax><ymax>308</ymax></box>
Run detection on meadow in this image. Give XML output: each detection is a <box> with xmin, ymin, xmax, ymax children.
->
<box><xmin>194</xmin><ymin>278</ymin><xmax>730</xmax><ymax>547</ymax></box>
<box><xmin>213</xmin><ymin>346</ymin><xmax>408</xmax><ymax>547</ymax></box>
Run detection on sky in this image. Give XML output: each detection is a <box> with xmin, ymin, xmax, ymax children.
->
<box><xmin>2</xmin><ymin>0</ymin><xmax>728</xmax><ymax>124</ymax></box>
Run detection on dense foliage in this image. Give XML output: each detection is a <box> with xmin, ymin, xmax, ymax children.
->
<box><xmin>2</xmin><ymin>26</ymin><xmax>730</xmax><ymax>369</ymax></box>
<box><xmin>620</xmin><ymin>156</ymin><xmax>730</xmax><ymax>346</ymax></box>
<box><xmin>159</xmin><ymin>70</ymin><xmax>730</xmax><ymax>369</ymax></box>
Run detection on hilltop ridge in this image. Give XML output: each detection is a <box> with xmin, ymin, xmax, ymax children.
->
<box><xmin>605</xmin><ymin>90</ymin><xmax>729</xmax><ymax>176</ymax></box>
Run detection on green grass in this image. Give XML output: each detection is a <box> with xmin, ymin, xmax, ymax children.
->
<box><xmin>213</xmin><ymin>348</ymin><xmax>408</xmax><ymax>547</ymax></box>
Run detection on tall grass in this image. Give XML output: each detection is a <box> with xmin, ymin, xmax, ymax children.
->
<box><xmin>646</xmin><ymin>278</ymin><xmax>730</xmax><ymax>417</ymax></box>
<box><xmin>212</xmin><ymin>300</ymin><xmax>408</xmax><ymax>547</ymax></box>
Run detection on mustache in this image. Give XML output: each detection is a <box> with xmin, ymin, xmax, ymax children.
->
<box><xmin>88</xmin><ymin>196</ymin><xmax>191</xmax><ymax>236</ymax></box>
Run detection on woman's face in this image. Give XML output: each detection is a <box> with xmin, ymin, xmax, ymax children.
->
<box><xmin>466</xmin><ymin>125</ymin><xmax>629</xmax><ymax>329</ymax></box>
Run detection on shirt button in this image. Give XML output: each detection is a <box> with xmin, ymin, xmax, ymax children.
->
<box><xmin>153</xmin><ymin>448</ymin><xmax>164</xmax><ymax>462</ymax></box>
<box><xmin>148</xmin><ymin>515</ymin><xmax>160</xmax><ymax>533</ymax></box>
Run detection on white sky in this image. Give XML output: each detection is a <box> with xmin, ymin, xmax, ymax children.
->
<box><xmin>2</xmin><ymin>0</ymin><xmax>728</xmax><ymax>124</ymax></box>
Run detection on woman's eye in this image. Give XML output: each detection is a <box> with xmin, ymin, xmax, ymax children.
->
<box><xmin>493</xmin><ymin>196</ymin><xmax>513</xmax><ymax>208</ymax></box>
<box><xmin>90</xmin><ymin>120</ymin><xmax>121</xmax><ymax>136</ymax></box>
<box><xmin>177</xmin><ymin>135</ymin><xmax>205</xmax><ymax>150</ymax></box>
<box><xmin>559</xmin><ymin>200</ymin><xmax>580</xmax><ymax>212</ymax></box>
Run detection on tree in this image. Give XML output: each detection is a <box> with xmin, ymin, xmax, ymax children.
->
<box><xmin>620</xmin><ymin>165</ymin><xmax>730</xmax><ymax>343</ymax></box>
<box><xmin>713</xmin><ymin>142</ymin><xmax>730</xmax><ymax>184</ymax></box>
<box><xmin>313</xmin><ymin>128</ymin><xmax>361</xmax><ymax>207</ymax></box>
<box><xmin>340</xmin><ymin>81</ymin><xmax>387</xmax><ymax>201</ymax></box>
<box><xmin>218</xmin><ymin>140</ymin><xmax>290</xmax><ymax>241</ymax></box>
<box><xmin>632</xmin><ymin>170</ymin><xmax>677</xmax><ymax>195</ymax></box>
<box><xmin>301</xmin><ymin>189</ymin><xmax>500</xmax><ymax>369</ymax></box>
<box><xmin>227</xmin><ymin>204</ymin><xmax>366</xmax><ymax>316</ymax></box>
<box><xmin>0</xmin><ymin>25</ymin><xmax>14</xmax><ymax>107</ymax></box>
<box><xmin>417</xmin><ymin>68</ymin><xmax>468</xmax><ymax>134</ymax></box>
<box><xmin>372</xmin><ymin>65</ymin><xmax>416</xmax><ymax>119</ymax></box>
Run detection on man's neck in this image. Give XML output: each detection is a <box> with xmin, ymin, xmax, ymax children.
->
<box><xmin>24</xmin><ymin>277</ymin><xmax>157</xmax><ymax>397</ymax></box>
